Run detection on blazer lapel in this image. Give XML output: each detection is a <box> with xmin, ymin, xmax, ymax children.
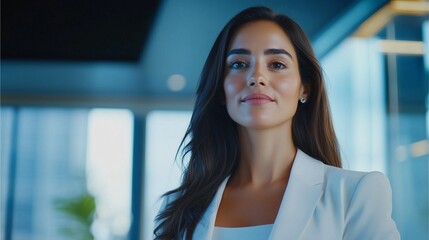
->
<box><xmin>193</xmin><ymin>150</ymin><xmax>324</xmax><ymax>240</ymax></box>
<box><xmin>270</xmin><ymin>149</ymin><xmax>324</xmax><ymax>240</ymax></box>
<box><xmin>193</xmin><ymin>176</ymin><xmax>230</xmax><ymax>240</ymax></box>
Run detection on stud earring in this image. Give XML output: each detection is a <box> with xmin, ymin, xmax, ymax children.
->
<box><xmin>300</xmin><ymin>97</ymin><xmax>306</xmax><ymax>103</ymax></box>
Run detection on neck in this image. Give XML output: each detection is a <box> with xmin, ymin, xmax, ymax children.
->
<box><xmin>231</xmin><ymin>124</ymin><xmax>297</xmax><ymax>188</ymax></box>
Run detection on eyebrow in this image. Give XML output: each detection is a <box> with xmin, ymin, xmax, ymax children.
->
<box><xmin>227</xmin><ymin>48</ymin><xmax>293</xmax><ymax>60</ymax></box>
<box><xmin>227</xmin><ymin>48</ymin><xmax>251</xmax><ymax>56</ymax></box>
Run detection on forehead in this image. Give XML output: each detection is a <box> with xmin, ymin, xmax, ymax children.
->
<box><xmin>228</xmin><ymin>20</ymin><xmax>296</xmax><ymax>55</ymax></box>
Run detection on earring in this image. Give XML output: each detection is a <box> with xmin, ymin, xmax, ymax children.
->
<box><xmin>300</xmin><ymin>97</ymin><xmax>306</xmax><ymax>103</ymax></box>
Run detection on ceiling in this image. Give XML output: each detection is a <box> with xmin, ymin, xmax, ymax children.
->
<box><xmin>1</xmin><ymin>0</ymin><xmax>388</xmax><ymax>100</ymax></box>
<box><xmin>2</xmin><ymin>1</ymin><xmax>160</xmax><ymax>61</ymax></box>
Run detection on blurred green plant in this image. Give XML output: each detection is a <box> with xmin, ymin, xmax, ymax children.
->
<box><xmin>55</xmin><ymin>192</ymin><xmax>96</xmax><ymax>240</ymax></box>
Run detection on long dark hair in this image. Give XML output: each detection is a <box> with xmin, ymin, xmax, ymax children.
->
<box><xmin>154</xmin><ymin>6</ymin><xmax>341</xmax><ymax>239</ymax></box>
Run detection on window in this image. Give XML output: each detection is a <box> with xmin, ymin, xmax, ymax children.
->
<box><xmin>1</xmin><ymin>107</ymin><xmax>134</xmax><ymax>240</ymax></box>
<box><xmin>321</xmin><ymin>16</ymin><xmax>428</xmax><ymax>239</ymax></box>
<box><xmin>143</xmin><ymin>111</ymin><xmax>191</xmax><ymax>240</ymax></box>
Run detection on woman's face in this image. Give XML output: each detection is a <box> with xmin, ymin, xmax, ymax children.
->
<box><xmin>224</xmin><ymin>20</ymin><xmax>306</xmax><ymax>130</ymax></box>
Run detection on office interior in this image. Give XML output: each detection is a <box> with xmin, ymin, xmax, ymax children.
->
<box><xmin>1</xmin><ymin>0</ymin><xmax>428</xmax><ymax>239</ymax></box>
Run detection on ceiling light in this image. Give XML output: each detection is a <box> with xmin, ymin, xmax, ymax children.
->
<box><xmin>167</xmin><ymin>74</ymin><xmax>186</xmax><ymax>92</ymax></box>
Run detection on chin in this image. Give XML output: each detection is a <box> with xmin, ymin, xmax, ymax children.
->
<box><xmin>232</xmin><ymin>115</ymin><xmax>293</xmax><ymax>131</ymax></box>
<box><xmin>236</xmin><ymin>119</ymin><xmax>279</xmax><ymax>130</ymax></box>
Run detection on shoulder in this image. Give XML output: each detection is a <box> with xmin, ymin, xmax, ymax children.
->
<box><xmin>298</xmin><ymin>149</ymin><xmax>388</xmax><ymax>192</ymax></box>
<box><xmin>322</xmin><ymin>164</ymin><xmax>393</xmax><ymax>205</ymax></box>
<box><xmin>323</xmin><ymin>166</ymin><xmax>393</xmax><ymax>211</ymax></box>
<box><xmin>324</xmin><ymin>164</ymin><xmax>389</xmax><ymax>189</ymax></box>
<box><xmin>321</xmin><ymin>165</ymin><xmax>400</xmax><ymax>239</ymax></box>
<box><xmin>295</xmin><ymin>150</ymin><xmax>393</xmax><ymax>211</ymax></box>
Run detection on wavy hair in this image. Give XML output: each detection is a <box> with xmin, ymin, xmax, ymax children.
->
<box><xmin>154</xmin><ymin>6</ymin><xmax>341</xmax><ymax>239</ymax></box>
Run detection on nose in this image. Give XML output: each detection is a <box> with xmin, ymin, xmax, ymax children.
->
<box><xmin>247</xmin><ymin>63</ymin><xmax>266</xmax><ymax>87</ymax></box>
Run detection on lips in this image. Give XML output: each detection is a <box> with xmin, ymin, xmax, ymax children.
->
<box><xmin>242</xmin><ymin>93</ymin><xmax>274</xmax><ymax>105</ymax></box>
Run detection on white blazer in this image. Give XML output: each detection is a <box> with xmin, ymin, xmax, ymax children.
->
<box><xmin>157</xmin><ymin>149</ymin><xmax>400</xmax><ymax>239</ymax></box>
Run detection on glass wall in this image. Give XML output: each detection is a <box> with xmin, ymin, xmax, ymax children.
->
<box><xmin>321</xmin><ymin>15</ymin><xmax>428</xmax><ymax>240</ymax></box>
<box><xmin>143</xmin><ymin>111</ymin><xmax>191</xmax><ymax>240</ymax></box>
<box><xmin>1</xmin><ymin>107</ymin><xmax>134</xmax><ymax>240</ymax></box>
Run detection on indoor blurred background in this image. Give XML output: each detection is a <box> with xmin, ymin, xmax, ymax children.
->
<box><xmin>1</xmin><ymin>0</ymin><xmax>428</xmax><ymax>239</ymax></box>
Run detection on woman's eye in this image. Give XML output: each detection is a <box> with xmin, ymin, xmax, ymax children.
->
<box><xmin>269</xmin><ymin>62</ymin><xmax>286</xmax><ymax>69</ymax></box>
<box><xmin>229</xmin><ymin>61</ymin><xmax>248</xmax><ymax>69</ymax></box>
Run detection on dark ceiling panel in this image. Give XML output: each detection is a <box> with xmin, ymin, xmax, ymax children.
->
<box><xmin>2</xmin><ymin>0</ymin><xmax>161</xmax><ymax>61</ymax></box>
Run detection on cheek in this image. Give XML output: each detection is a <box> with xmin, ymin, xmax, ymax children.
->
<box><xmin>272</xmin><ymin>75</ymin><xmax>302</xmax><ymax>98</ymax></box>
<box><xmin>224</xmin><ymin>76</ymin><xmax>243</xmax><ymax>100</ymax></box>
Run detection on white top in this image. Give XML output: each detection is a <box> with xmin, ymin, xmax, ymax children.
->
<box><xmin>212</xmin><ymin>224</ymin><xmax>274</xmax><ymax>240</ymax></box>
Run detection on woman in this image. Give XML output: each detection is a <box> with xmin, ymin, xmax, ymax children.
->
<box><xmin>154</xmin><ymin>6</ymin><xmax>400</xmax><ymax>240</ymax></box>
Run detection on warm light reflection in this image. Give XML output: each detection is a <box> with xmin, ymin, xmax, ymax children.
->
<box><xmin>410</xmin><ymin>140</ymin><xmax>429</xmax><ymax>157</ymax></box>
<box><xmin>391</xmin><ymin>0</ymin><xmax>429</xmax><ymax>15</ymax></box>
<box><xmin>395</xmin><ymin>140</ymin><xmax>429</xmax><ymax>161</ymax></box>
<box><xmin>354</xmin><ymin>0</ymin><xmax>428</xmax><ymax>38</ymax></box>
<box><xmin>378</xmin><ymin>40</ymin><xmax>425</xmax><ymax>55</ymax></box>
